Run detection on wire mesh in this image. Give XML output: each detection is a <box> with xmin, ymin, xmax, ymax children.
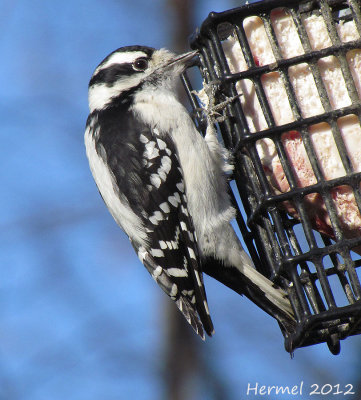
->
<box><xmin>183</xmin><ymin>0</ymin><xmax>361</xmax><ymax>354</ymax></box>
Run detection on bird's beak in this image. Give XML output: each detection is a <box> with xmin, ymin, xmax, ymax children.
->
<box><xmin>167</xmin><ymin>50</ymin><xmax>198</xmax><ymax>68</ymax></box>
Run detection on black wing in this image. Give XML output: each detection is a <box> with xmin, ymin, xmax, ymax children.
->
<box><xmin>95</xmin><ymin>105</ymin><xmax>214</xmax><ymax>338</ymax></box>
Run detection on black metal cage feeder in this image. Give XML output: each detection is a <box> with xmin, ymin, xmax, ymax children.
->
<box><xmin>182</xmin><ymin>0</ymin><xmax>361</xmax><ymax>354</ymax></box>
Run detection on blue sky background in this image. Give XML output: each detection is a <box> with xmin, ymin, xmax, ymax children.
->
<box><xmin>1</xmin><ymin>1</ymin><xmax>361</xmax><ymax>399</ymax></box>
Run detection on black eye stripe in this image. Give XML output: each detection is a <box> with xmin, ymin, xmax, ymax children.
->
<box><xmin>89</xmin><ymin>63</ymin><xmax>137</xmax><ymax>87</ymax></box>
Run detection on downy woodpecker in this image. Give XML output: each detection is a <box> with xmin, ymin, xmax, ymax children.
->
<box><xmin>85</xmin><ymin>46</ymin><xmax>295</xmax><ymax>339</ymax></box>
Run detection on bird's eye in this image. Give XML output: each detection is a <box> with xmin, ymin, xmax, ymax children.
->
<box><xmin>132</xmin><ymin>58</ymin><xmax>149</xmax><ymax>72</ymax></box>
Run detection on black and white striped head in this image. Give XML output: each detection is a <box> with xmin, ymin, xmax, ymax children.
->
<box><xmin>88</xmin><ymin>45</ymin><xmax>197</xmax><ymax>113</ymax></box>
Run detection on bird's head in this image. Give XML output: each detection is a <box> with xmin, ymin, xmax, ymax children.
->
<box><xmin>88</xmin><ymin>45</ymin><xmax>197</xmax><ymax>113</ymax></box>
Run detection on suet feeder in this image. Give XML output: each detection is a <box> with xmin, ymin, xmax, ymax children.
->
<box><xmin>182</xmin><ymin>0</ymin><xmax>361</xmax><ymax>354</ymax></box>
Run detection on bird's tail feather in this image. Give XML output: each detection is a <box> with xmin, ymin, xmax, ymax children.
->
<box><xmin>240</xmin><ymin>262</ymin><xmax>294</xmax><ymax>320</ymax></box>
<box><xmin>203</xmin><ymin>257</ymin><xmax>296</xmax><ymax>335</ymax></box>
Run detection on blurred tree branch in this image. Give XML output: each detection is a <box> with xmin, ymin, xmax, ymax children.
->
<box><xmin>168</xmin><ymin>0</ymin><xmax>193</xmax><ymax>53</ymax></box>
<box><xmin>163</xmin><ymin>1</ymin><xmax>200</xmax><ymax>400</ymax></box>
